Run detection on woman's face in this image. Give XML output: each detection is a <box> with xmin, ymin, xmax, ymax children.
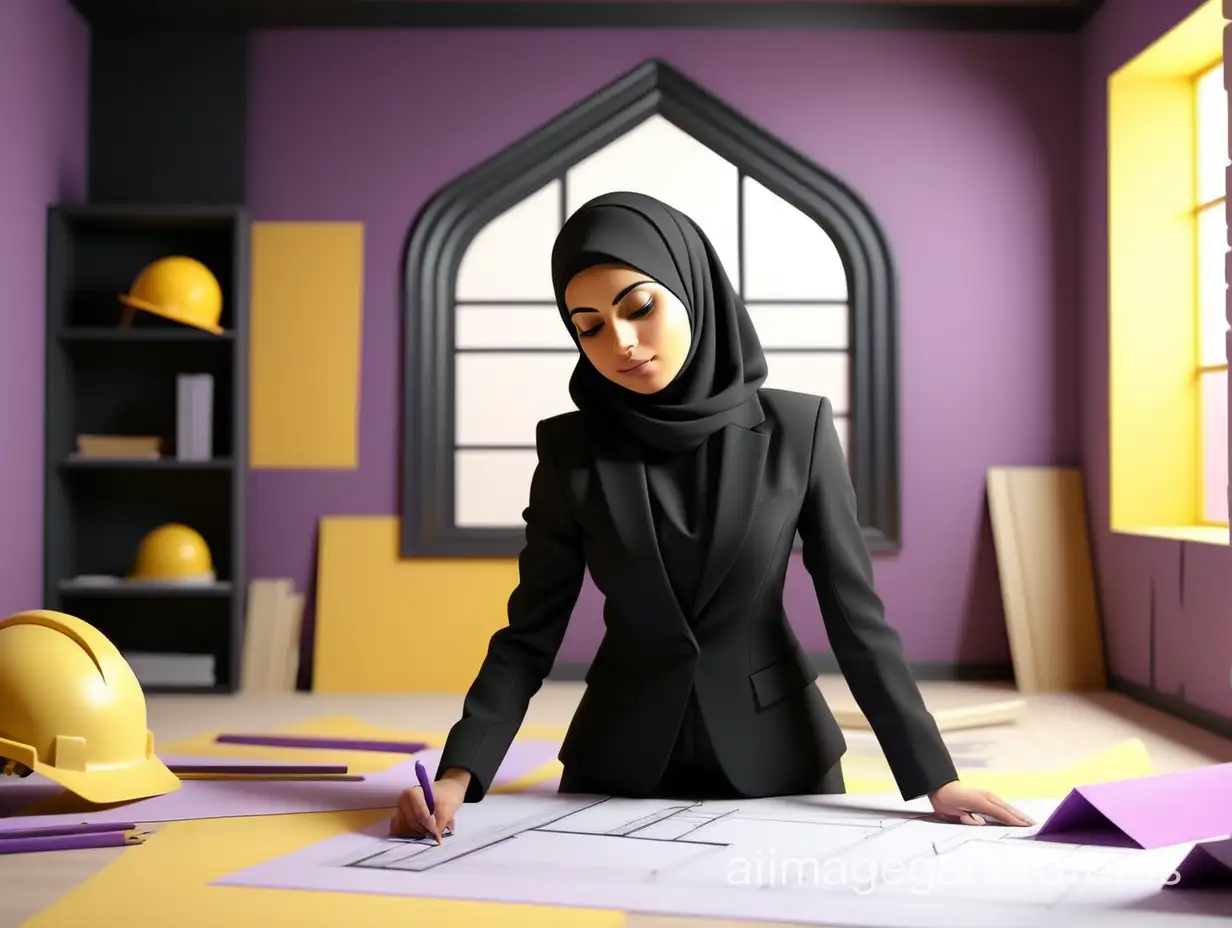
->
<box><xmin>563</xmin><ymin>263</ymin><xmax>692</xmax><ymax>395</ymax></box>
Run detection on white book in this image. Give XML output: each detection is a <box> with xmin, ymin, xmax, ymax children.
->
<box><xmin>176</xmin><ymin>374</ymin><xmax>195</xmax><ymax>461</ymax></box>
<box><xmin>123</xmin><ymin>651</ymin><xmax>216</xmax><ymax>687</ymax></box>
<box><xmin>175</xmin><ymin>373</ymin><xmax>214</xmax><ymax>460</ymax></box>
<box><xmin>191</xmin><ymin>373</ymin><xmax>214</xmax><ymax>460</ymax></box>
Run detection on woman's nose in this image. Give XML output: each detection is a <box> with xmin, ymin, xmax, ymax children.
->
<box><xmin>611</xmin><ymin>319</ymin><xmax>637</xmax><ymax>353</ymax></box>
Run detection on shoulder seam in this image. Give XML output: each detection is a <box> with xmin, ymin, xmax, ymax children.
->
<box><xmin>806</xmin><ymin>394</ymin><xmax>825</xmax><ymax>488</ymax></box>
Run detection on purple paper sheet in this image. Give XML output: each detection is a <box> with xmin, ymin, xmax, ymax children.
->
<box><xmin>1168</xmin><ymin>837</ymin><xmax>1232</xmax><ymax>889</ymax></box>
<box><xmin>1034</xmin><ymin>761</ymin><xmax>1232</xmax><ymax>849</ymax></box>
<box><xmin>0</xmin><ymin>741</ymin><xmax>560</xmax><ymax>833</ymax></box>
<box><xmin>518</xmin><ymin>773</ymin><xmax>562</xmax><ymax>794</ymax></box>
<box><xmin>0</xmin><ymin>755</ymin><xmax>348</xmax><ymax>815</ymax></box>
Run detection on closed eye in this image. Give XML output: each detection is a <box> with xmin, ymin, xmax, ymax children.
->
<box><xmin>578</xmin><ymin>298</ymin><xmax>654</xmax><ymax>338</ymax></box>
<box><xmin>629</xmin><ymin>297</ymin><xmax>654</xmax><ymax>320</ymax></box>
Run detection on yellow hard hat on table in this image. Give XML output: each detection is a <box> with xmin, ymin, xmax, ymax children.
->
<box><xmin>0</xmin><ymin>610</ymin><xmax>181</xmax><ymax>804</ymax></box>
<box><xmin>118</xmin><ymin>255</ymin><xmax>224</xmax><ymax>334</ymax></box>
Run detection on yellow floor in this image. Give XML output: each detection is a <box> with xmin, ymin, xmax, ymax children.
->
<box><xmin>3</xmin><ymin>678</ymin><xmax>1231</xmax><ymax>928</ymax></box>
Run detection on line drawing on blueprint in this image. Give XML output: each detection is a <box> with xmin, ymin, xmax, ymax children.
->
<box><xmin>335</xmin><ymin>795</ymin><xmax>936</xmax><ymax>884</ymax></box>
<box><xmin>217</xmin><ymin>793</ymin><xmax>1231</xmax><ymax>928</ymax></box>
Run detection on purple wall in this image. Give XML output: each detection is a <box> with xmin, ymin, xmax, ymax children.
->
<box><xmin>1081</xmin><ymin>0</ymin><xmax>1232</xmax><ymax>721</ymax></box>
<box><xmin>246</xmin><ymin>28</ymin><xmax>1082</xmax><ymax>667</ymax></box>
<box><xmin>0</xmin><ymin>0</ymin><xmax>88</xmax><ymax>617</ymax></box>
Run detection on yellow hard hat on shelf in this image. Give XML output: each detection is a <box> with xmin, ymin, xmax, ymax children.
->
<box><xmin>0</xmin><ymin>610</ymin><xmax>181</xmax><ymax>804</ymax></box>
<box><xmin>118</xmin><ymin>255</ymin><xmax>224</xmax><ymax>334</ymax></box>
<box><xmin>130</xmin><ymin>523</ymin><xmax>215</xmax><ymax>584</ymax></box>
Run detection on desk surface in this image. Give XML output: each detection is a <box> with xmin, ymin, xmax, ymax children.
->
<box><xmin>3</xmin><ymin>680</ymin><xmax>1229</xmax><ymax>928</ymax></box>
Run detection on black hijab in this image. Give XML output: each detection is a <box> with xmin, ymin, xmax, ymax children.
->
<box><xmin>550</xmin><ymin>191</ymin><xmax>768</xmax><ymax>454</ymax></box>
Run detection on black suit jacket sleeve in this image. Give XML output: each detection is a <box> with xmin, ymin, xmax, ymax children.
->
<box><xmin>797</xmin><ymin>397</ymin><xmax>958</xmax><ymax>801</ymax></box>
<box><xmin>436</xmin><ymin>418</ymin><xmax>586</xmax><ymax>802</ymax></box>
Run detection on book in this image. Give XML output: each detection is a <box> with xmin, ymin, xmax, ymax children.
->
<box><xmin>176</xmin><ymin>373</ymin><xmax>214</xmax><ymax>460</ymax></box>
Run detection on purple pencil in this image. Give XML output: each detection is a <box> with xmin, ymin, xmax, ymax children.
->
<box><xmin>0</xmin><ymin>822</ymin><xmax>140</xmax><ymax>840</ymax></box>
<box><xmin>214</xmin><ymin>733</ymin><xmax>428</xmax><ymax>754</ymax></box>
<box><xmin>0</xmin><ymin>831</ymin><xmax>145</xmax><ymax>855</ymax></box>
<box><xmin>168</xmin><ymin>763</ymin><xmax>349</xmax><ymax>776</ymax></box>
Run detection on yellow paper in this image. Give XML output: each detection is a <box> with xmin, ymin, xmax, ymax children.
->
<box><xmin>313</xmin><ymin>516</ymin><xmax>523</xmax><ymax>693</ymax></box>
<box><xmin>21</xmin><ymin>810</ymin><xmax>624</xmax><ymax>928</ymax></box>
<box><xmin>954</xmin><ymin>737</ymin><xmax>1154</xmax><ymax>798</ymax></box>
<box><xmin>839</xmin><ymin>738</ymin><xmax>1153</xmax><ymax>798</ymax></box>
<box><xmin>249</xmin><ymin>221</ymin><xmax>364</xmax><ymax>469</ymax></box>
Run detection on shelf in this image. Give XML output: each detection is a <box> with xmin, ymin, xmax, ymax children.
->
<box><xmin>50</xmin><ymin>204</ymin><xmax>244</xmax><ymax>229</ymax></box>
<box><xmin>58</xmin><ymin>327</ymin><xmax>233</xmax><ymax>343</ymax></box>
<box><xmin>45</xmin><ymin>203</ymin><xmax>248</xmax><ymax>695</ymax></box>
<box><xmin>59</xmin><ymin>456</ymin><xmax>235</xmax><ymax>471</ymax></box>
<box><xmin>58</xmin><ymin>579</ymin><xmax>234</xmax><ymax>598</ymax></box>
<box><xmin>145</xmin><ymin>683</ymin><xmax>235</xmax><ymax>695</ymax></box>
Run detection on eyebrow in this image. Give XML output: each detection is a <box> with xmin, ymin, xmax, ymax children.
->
<box><xmin>567</xmin><ymin>280</ymin><xmax>653</xmax><ymax>318</ymax></box>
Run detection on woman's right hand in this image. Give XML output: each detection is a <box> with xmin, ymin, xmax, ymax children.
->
<box><xmin>389</xmin><ymin>768</ymin><xmax>470</xmax><ymax>842</ymax></box>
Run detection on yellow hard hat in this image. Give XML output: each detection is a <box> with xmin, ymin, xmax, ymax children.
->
<box><xmin>130</xmin><ymin>523</ymin><xmax>215</xmax><ymax>583</ymax></box>
<box><xmin>0</xmin><ymin>610</ymin><xmax>181</xmax><ymax>804</ymax></box>
<box><xmin>118</xmin><ymin>255</ymin><xmax>224</xmax><ymax>334</ymax></box>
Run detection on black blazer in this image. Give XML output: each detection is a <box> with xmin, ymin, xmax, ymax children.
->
<box><xmin>437</xmin><ymin>389</ymin><xmax>957</xmax><ymax>803</ymax></box>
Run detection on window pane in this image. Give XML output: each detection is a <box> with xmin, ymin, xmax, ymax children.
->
<box><xmin>763</xmin><ymin>351</ymin><xmax>849</xmax><ymax>414</ymax></box>
<box><xmin>743</xmin><ymin>176</ymin><xmax>847</xmax><ymax>301</ymax></box>
<box><xmin>1196</xmin><ymin>63</ymin><xmax>1228</xmax><ymax>207</ymax></box>
<box><xmin>565</xmin><ymin>115</ymin><xmax>740</xmax><ymax>290</ymax></box>
<box><xmin>455</xmin><ymin>449</ymin><xmax>538</xmax><ymax>527</ymax></box>
<box><xmin>1198</xmin><ymin>203</ymin><xmax>1229</xmax><ymax>365</ymax></box>
<box><xmin>455</xmin><ymin>352</ymin><xmax>576</xmax><ymax>446</ymax></box>
<box><xmin>456</xmin><ymin>181</ymin><xmax>561</xmax><ymax>301</ymax></box>
<box><xmin>746</xmin><ymin>302</ymin><xmax>848</xmax><ymax>350</ymax></box>
<box><xmin>455</xmin><ymin>304</ymin><xmax>572</xmax><ymax>350</ymax></box>
<box><xmin>1201</xmin><ymin>368</ymin><xmax>1228</xmax><ymax>524</ymax></box>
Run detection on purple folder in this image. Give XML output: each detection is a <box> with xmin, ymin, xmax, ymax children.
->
<box><xmin>1168</xmin><ymin>837</ymin><xmax>1232</xmax><ymax>889</ymax></box>
<box><xmin>1034</xmin><ymin>762</ymin><xmax>1232</xmax><ymax>849</ymax></box>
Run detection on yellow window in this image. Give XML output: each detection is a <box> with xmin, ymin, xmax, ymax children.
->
<box><xmin>1108</xmin><ymin>0</ymin><xmax>1228</xmax><ymax>545</ymax></box>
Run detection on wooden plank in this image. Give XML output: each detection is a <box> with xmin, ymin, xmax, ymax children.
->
<box><xmin>986</xmin><ymin>467</ymin><xmax>1107</xmax><ymax>692</ymax></box>
<box><xmin>241</xmin><ymin>579</ymin><xmax>292</xmax><ymax>692</ymax></box>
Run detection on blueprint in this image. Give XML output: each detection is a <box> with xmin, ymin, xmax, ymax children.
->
<box><xmin>215</xmin><ymin>792</ymin><xmax>1232</xmax><ymax>927</ymax></box>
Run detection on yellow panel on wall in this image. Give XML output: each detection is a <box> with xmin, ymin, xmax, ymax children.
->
<box><xmin>249</xmin><ymin>222</ymin><xmax>364</xmax><ymax>469</ymax></box>
<box><xmin>312</xmin><ymin>516</ymin><xmax>520</xmax><ymax>693</ymax></box>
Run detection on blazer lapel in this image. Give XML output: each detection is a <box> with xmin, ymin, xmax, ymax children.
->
<box><xmin>691</xmin><ymin>421</ymin><xmax>771</xmax><ymax>618</ymax></box>
<box><xmin>593</xmin><ymin>444</ymin><xmax>694</xmax><ymax>644</ymax></box>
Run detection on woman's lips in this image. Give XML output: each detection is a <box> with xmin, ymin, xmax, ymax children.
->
<box><xmin>619</xmin><ymin>357</ymin><xmax>655</xmax><ymax>375</ymax></box>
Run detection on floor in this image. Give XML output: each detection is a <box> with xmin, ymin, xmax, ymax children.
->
<box><xmin>3</xmin><ymin>677</ymin><xmax>1231</xmax><ymax>928</ymax></box>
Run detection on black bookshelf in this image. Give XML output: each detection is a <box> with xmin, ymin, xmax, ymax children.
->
<box><xmin>42</xmin><ymin>204</ymin><xmax>248</xmax><ymax>694</ymax></box>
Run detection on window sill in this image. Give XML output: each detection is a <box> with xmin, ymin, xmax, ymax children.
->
<box><xmin>1112</xmin><ymin>525</ymin><xmax>1229</xmax><ymax>546</ymax></box>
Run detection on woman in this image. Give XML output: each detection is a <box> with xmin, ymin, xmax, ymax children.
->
<box><xmin>392</xmin><ymin>191</ymin><xmax>1031</xmax><ymax>841</ymax></box>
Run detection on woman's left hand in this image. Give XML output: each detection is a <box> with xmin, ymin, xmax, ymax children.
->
<box><xmin>928</xmin><ymin>780</ymin><xmax>1034</xmax><ymax>827</ymax></box>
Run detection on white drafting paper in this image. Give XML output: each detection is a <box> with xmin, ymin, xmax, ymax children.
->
<box><xmin>214</xmin><ymin>793</ymin><xmax>1232</xmax><ymax>927</ymax></box>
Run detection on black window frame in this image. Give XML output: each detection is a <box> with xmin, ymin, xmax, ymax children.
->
<box><xmin>400</xmin><ymin>58</ymin><xmax>900</xmax><ymax>558</ymax></box>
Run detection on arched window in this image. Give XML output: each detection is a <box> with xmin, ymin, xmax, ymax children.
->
<box><xmin>401</xmin><ymin>60</ymin><xmax>899</xmax><ymax>557</ymax></box>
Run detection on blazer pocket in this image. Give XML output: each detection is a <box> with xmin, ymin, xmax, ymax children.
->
<box><xmin>748</xmin><ymin>652</ymin><xmax>819</xmax><ymax>711</ymax></box>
